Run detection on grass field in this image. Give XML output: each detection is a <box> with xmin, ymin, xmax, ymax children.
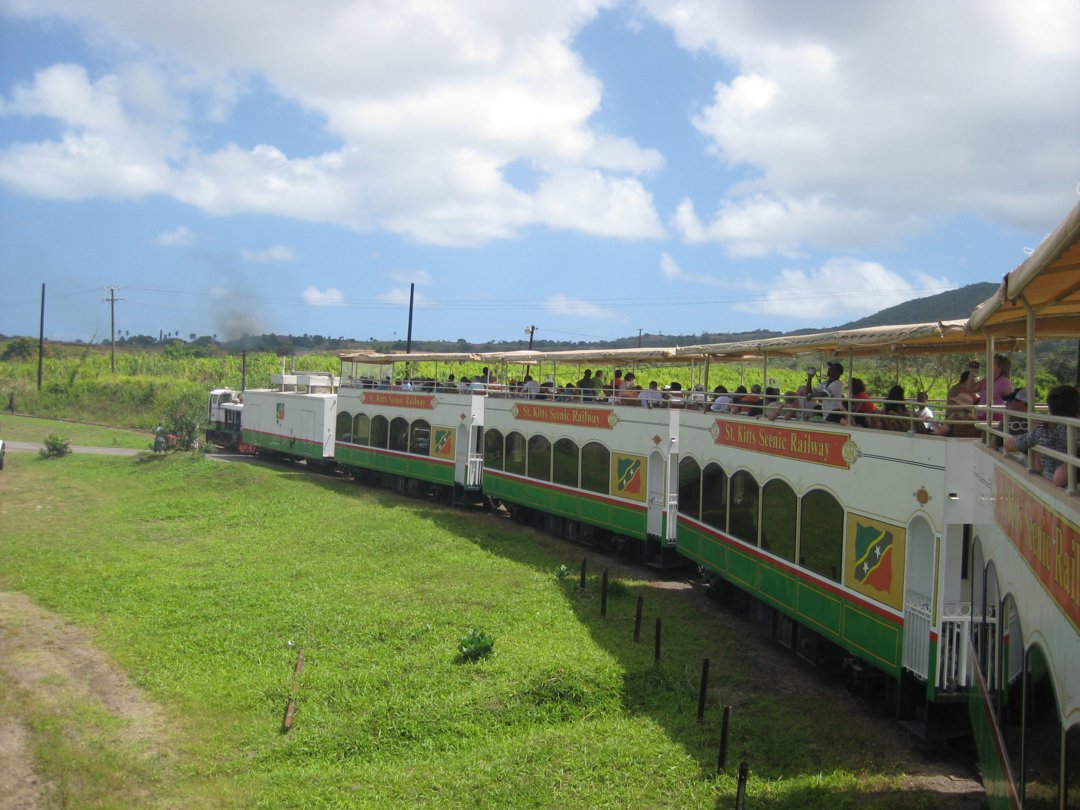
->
<box><xmin>0</xmin><ymin>413</ymin><xmax>152</xmax><ymax>449</ymax></box>
<box><xmin>0</xmin><ymin>451</ymin><xmax>966</xmax><ymax>808</ymax></box>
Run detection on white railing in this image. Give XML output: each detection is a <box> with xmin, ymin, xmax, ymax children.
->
<box><xmin>937</xmin><ymin>601</ymin><xmax>998</xmax><ymax>691</ymax></box>
<box><xmin>902</xmin><ymin>589</ymin><xmax>932</xmax><ymax>681</ymax></box>
<box><xmin>466</xmin><ymin>452</ymin><xmax>484</xmax><ymax>489</ymax></box>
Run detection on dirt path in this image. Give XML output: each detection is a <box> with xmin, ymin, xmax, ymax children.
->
<box><xmin>0</xmin><ymin>592</ymin><xmax>173</xmax><ymax>810</ymax></box>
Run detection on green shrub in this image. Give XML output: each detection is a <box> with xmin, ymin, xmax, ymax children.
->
<box><xmin>457</xmin><ymin>628</ymin><xmax>495</xmax><ymax>662</ymax></box>
<box><xmin>39</xmin><ymin>433</ymin><xmax>71</xmax><ymax>458</ymax></box>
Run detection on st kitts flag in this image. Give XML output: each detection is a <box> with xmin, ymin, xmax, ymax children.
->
<box><xmin>853</xmin><ymin>523</ymin><xmax>894</xmax><ymax>593</ymax></box>
<box><xmin>845</xmin><ymin>515</ymin><xmax>905</xmax><ymax>610</ymax></box>
<box><xmin>610</xmin><ymin>453</ymin><xmax>646</xmax><ymax>502</ymax></box>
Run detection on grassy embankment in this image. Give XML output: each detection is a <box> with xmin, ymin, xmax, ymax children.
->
<box><xmin>0</xmin><ymin>450</ymin><xmax>944</xmax><ymax>808</ymax></box>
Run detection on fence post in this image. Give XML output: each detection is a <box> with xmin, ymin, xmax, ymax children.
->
<box><xmin>601</xmin><ymin>569</ymin><xmax>609</xmax><ymax>618</ymax></box>
<box><xmin>654</xmin><ymin>618</ymin><xmax>662</xmax><ymax>663</ymax></box>
<box><xmin>734</xmin><ymin>761</ymin><xmax>748</xmax><ymax>809</ymax></box>
<box><xmin>697</xmin><ymin>658</ymin><xmax>710</xmax><ymax>721</ymax></box>
<box><xmin>717</xmin><ymin>705</ymin><xmax>732</xmax><ymax>771</ymax></box>
<box><xmin>633</xmin><ymin>596</ymin><xmax>643</xmax><ymax>642</ymax></box>
<box><xmin>579</xmin><ymin>557</ymin><xmax>587</xmax><ymax>590</ymax></box>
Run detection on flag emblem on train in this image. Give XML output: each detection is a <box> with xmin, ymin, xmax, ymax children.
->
<box><xmin>610</xmin><ymin>453</ymin><xmax>646</xmax><ymax>502</ymax></box>
<box><xmin>431</xmin><ymin>427</ymin><xmax>454</xmax><ymax>459</ymax></box>
<box><xmin>844</xmin><ymin>515</ymin><xmax>905</xmax><ymax>610</ymax></box>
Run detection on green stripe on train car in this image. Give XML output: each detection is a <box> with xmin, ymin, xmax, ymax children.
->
<box><xmin>243</xmin><ymin>430</ymin><xmax>323</xmax><ymax>460</ymax></box>
<box><xmin>842</xmin><ymin>607</ymin><xmax>901</xmax><ymax>673</ymax></box>
<box><xmin>484</xmin><ymin>476</ymin><xmax>647</xmax><ymax>540</ymax></box>
<box><xmin>796</xmin><ymin>584</ymin><xmax>842</xmax><ymax>636</ymax></box>
<box><xmin>337</xmin><ymin>446</ymin><xmax>454</xmax><ymax>485</ymax></box>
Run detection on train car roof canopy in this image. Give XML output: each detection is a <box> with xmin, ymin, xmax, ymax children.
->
<box><xmin>969</xmin><ymin>197</ymin><xmax>1080</xmax><ymax>338</ymax></box>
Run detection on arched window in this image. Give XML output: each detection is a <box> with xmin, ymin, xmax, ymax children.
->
<box><xmin>701</xmin><ymin>462</ymin><xmax>728</xmax><ymax>531</ymax></box>
<box><xmin>1022</xmin><ymin>645</ymin><xmax>1062</xmax><ymax>805</ymax></box>
<box><xmin>505</xmin><ymin>432</ymin><xmax>527</xmax><ymax>475</ymax></box>
<box><xmin>678</xmin><ymin>456</ymin><xmax>701</xmax><ymax>520</ymax></box>
<box><xmin>370</xmin><ymin>415</ymin><xmax>389</xmax><ymax>449</ymax></box>
<box><xmin>799</xmin><ymin>489</ymin><xmax>843</xmax><ymax>582</ymax></box>
<box><xmin>484</xmin><ymin>429</ymin><xmax>504</xmax><ymax>470</ymax></box>
<box><xmin>581</xmin><ymin>442</ymin><xmax>609</xmax><ymax>495</ymax></box>
<box><xmin>553</xmin><ymin>438</ymin><xmax>578</xmax><ymax>487</ymax></box>
<box><xmin>352</xmin><ymin>413</ymin><xmax>370</xmax><ymax>446</ymax></box>
<box><xmin>761</xmin><ymin>479</ymin><xmax>797</xmax><ymax>561</ymax></box>
<box><xmin>336</xmin><ymin>411</ymin><xmax>352</xmax><ymax>441</ymax></box>
<box><xmin>528</xmin><ymin>435</ymin><xmax>552</xmax><ymax>481</ymax></box>
<box><xmin>410</xmin><ymin>419</ymin><xmax>431</xmax><ymax>455</ymax></box>
<box><xmin>728</xmin><ymin>470</ymin><xmax>759</xmax><ymax>545</ymax></box>
<box><xmin>389</xmin><ymin>417</ymin><xmax>409</xmax><ymax>452</ymax></box>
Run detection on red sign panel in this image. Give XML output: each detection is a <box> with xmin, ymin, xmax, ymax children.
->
<box><xmin>994</xmin><ymin>468</ymin><xmax>1080</xmax><ymax>633</ymax></box>
<box><xmin>513</xmin><ymin>403</ymin><xmax>615</xmax><ymax>429</ymax></box>
<box><xmin>713</xmin><ymin>420</ymin><xmax>853</xmax><ymax>469</ymax></box>
<box><xmin>361</xmin><ymin>392</ymin><xmax>435</xmax><ymax>409</ymax></box>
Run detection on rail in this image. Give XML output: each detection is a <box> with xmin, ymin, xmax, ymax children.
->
<box><xmin>466</xmin><ymin>452</ymin><xmax>484</xmax><ymax>489</ymax></box>
<box><xmin>937</xmin><ymin>600</ymin><xmax>998</xmax><ymax>692</ymax></box>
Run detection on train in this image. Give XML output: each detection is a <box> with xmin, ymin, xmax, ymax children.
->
<box><xmin>207</xmin><ymin>199</ymin><xmax>1080</xmax><ymax>809</ymax></box>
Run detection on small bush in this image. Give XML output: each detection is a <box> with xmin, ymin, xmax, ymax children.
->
<box><xmin>554</xmin><ymin>564</ymin><xmax>571</xmax><ymax>581</ymax></box>
<box><xmin>39</xmin><ymin>433</ymin><xmax>72</xmax><ymax>458</ymax></box>
<box><xmin>457</xmin><ymin>629</ymin><xmax>495</xmax><ymax>662</ymax></box>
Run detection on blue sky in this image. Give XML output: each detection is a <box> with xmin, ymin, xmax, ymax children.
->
<box><xmin>2</xmin><ymin>1</ymin><xmax>1079</xmax><ymax>345</ymax></box>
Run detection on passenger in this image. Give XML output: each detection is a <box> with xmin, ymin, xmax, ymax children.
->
<box><xmin>730</xmin><ymin>385</ymin><xmax>749</xmax><ymax>414</ymax></box>
<box><xmin>781</xmin><ymin>390</ymin><xmax>803</xmax><ymax>420</ymax></box>
<box><xmin>913</xmin><ymin>392</ymin><xmax>934</xmax><ymax>432</ymax></box>
<box><xmin>934</xmin><ymin>393</ymin><xmax>979</xmax><ymax>437</ymax></box>
<box><xmin>613</xmin><ymin>369</ymin><xmax>624</xmax><ymax>391</ymax></box>
<box><xmin>522</xmin><ymin>374</ymin><xmax>539</xmax><ymax>399</ymax></box>
<box><xmin>577</xmin><ymin>369</ymin><xmax>596</xmax><ymax>401</ymax></box>
<box><xmin>1005</xmin><ymin>384</ymin><xmax>1080</xmax><ymax>486</ymax></box>
<box><xmin>879</xmin><ymin>384</ymin><xmax>911</xmax><ymax>432</ymax></box>
<box><xmin>709</xmin><ymin>385</ymin><xmax>731</xmax><ymax>413</ymax></box>
<box><xmin>763</xmin><ymin>387</ymin><xmax>782</xmax><ymax>420</ymax></box>
<box><xmin>620</xmin><ymin>372</ymin><xmax>640</xmax><ymax>404</ymax></box>
<box><xmin>810</xmin><ymin>362</ymin><xmax>845</xmax><ymax>423</ymax></box>
<box><xmin>538</xmin><ymin>380</ymin><xmax>554</xmax><ymax>400</ymax></box>
<box><xmin>639</xmin><ymin>381</ymin><xmax>663</xmax><ymax>408</ymax></box>
<box><xmin>742</xmin><ymin>384</ymin><xmax>764</xmax><ymax>417</ymax></box>
<box><xmin>849</xmin><ymin>378</ymin><xmax>878</xmax><ymax>428</ymax></box>
<box><xmin>667</xmin><ymin>382</ymin><xmax>685</xmax><ymax>409</ymax></box>
<box><xmin>976</xmin><ymin>353</ymin><xmax>1014</xmax><ymax>415</ymax></box>
<box><xmin>1003</xmin><ymin>387</ymin><xmax>1030</xmax><ymax>439</ymax></box>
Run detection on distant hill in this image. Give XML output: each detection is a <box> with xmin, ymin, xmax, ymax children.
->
<box><xmin>834</xmin><ymin>282</ymin><xmax>998</xmax><ymax>330</ymax></box>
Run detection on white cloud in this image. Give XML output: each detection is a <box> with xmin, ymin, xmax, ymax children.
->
<box><xmin>642</xmin><ymin>0</ymin><xmax>1080</xmax><ymax>252</ymax></box>
<box><xmin>157</xmin><ymin>225</ymin><xmax>194</xmax><ymax>246</ymax></box>
<box><xmin>658</xmin><ymin>251</ymin><xmax>729</xmax><ymax>286</ymax></box>
<box><xmin>301</xmin><ymin>286</ymin><xmax>345</xmax><ymax>307</ymax></box>
<box><xmin>734</xmin><ymin>257</ymin><xmax>956</xmax><ymax>321</ymax></box>
<box><xmin>544</xmin><ymin>294</ymin><xmax>615</xmax><ymax>319</ymax></box>
<box><xmin>0</xmin><ymin>1</ymin><xmax>665</xmax><ymax>245</ymax></box>
<box><xmin>241</xmin><ymin>245</ymin><xmax>295</xmax><ymax>263</ymax></box>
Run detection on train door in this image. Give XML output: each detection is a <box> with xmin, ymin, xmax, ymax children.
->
<box><xmin>647</xmin><ymin>449</ymin><xmax>665</xmax><ymax>539</ymax></box>
<box><xmin>902</xmin><ymin>515</ymin><xmax>935</xmax><ymax>681</ymax></box>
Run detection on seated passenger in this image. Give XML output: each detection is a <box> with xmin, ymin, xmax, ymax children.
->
<box><xmin>521</xmin><ymin>374</ymin><xmax>540</xmax><ymax>399</ymax></box>
<box><xmin>729</xmin><ymin>385</ymin><xmax>749</xmax><ymax>414</ymax></box>
<box><xmin>878</xmin><ymin>384</ymin><xmax>911</xmax><ymax>431</ymax></box>
<box><xmin>1005</xmin><ymin>384</ymin><xmax>1080</xmax><ymax>486</ymax></box>
<box><xmin>913</xmin><ymin>392</ymin><xmax>934</xmax><ymax>432</ymax></box>
<box><xmin>934</xmin><ymin>393</ymin><xmax>979</xmax><ymax>437</ymax></box>
<box><xmin>638</xmin><ymin>381</ymin><xmax>663</xmax><ymax>408</ymax></box>
<box><xmin>709</xmin><ymin>385</ymin><xmax>731</xmax><ymax>413</ymax></box>
<box><xmin>620</xmin><ymin>372</ymin><xmax>641</xmax><ymax>404</ymax></box>
<box><xmin>742</xmin><ymin>384</ymin><xmax>764</xmax><ymax>417</ymax></box>
<box><xmin>849</xmin><ymin>378</ymin><xmax>878</xmax><ymax>428</ymax></box>
<box><xmin>1003</xmin><ymin>387</ymin><xmax>1030</xmax><ymax>439</ymax></box>
<box><xmin>809</xmin><ymin>363</ymin><xmax>845</xmax><ymax>423</ymax></box>
<box><xmin>666</xmin><ymin>382</ymin><xmax>685</xmax><ymax>408</ymax></box>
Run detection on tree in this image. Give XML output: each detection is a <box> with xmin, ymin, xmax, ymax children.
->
<box><xmin>1</xmin><ymin>336</ymin><xmax>35</xmax><ymax>362</ymax></box>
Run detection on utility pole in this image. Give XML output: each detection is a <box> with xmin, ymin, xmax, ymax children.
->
<box><xmin>102</xmin><ymin>287</ymin><xmax>125</xmax><ymax>373</ymax></box>
<box><xmin>637</xmin><ymin>328</ymin><xmax>643</xmax><ymax>348</ymax></box>
<box><xmin>37</xmin><ymin>283</ymin><xmax>45</xmax><ymax>391</ymax></box>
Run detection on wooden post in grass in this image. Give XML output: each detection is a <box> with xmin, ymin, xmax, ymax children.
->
<box><xmin>735</xmin><ymin>761</ymin><xmax>748</xmax><ymax>809</ymax></box>
<box><xmin>654</xmin><ymin>618</ymin><xmax>662</xmax><ymax>663</ymax></box>
<box><xmin>717</xmin><ymin>705</ymin><xmax>732</xmax><ymax>771</ymax></box>
<box><xmin>579</xmin><ymin>557</ymin><xmax>587</xmax><ymax>590</ymax></box>
<box><xmin>600</xmin><ymin>569</ymin><xmax>608</xmax><ymax>618</ymax></box>
<box><xmin>282</xmin><ymin>648</ymin><xmax>305</xmax><ymax>733</ymax></box>
<box><xmin>633</xmin><ymin>596</ymin><xmax>643</xmax><ymax>642</ymax></box>
<box><xmin>697</xmin><ymin>658</ymin><xmax>710</xmax><ymax>721</ymax></box>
